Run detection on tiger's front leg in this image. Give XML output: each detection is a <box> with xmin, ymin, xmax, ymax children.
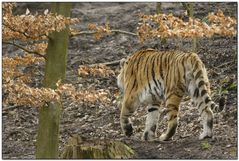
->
<box><xmin>159</xmin><ymin>94</ymin><xmax>182</xmax><ymax>141</ymax></box>
<box><xmin>142</xmin><ymin>104</ymin><xmax>160</xmax><ymax>141</ymax></box>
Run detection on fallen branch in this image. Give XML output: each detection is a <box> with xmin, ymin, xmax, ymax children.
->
<box><xmin>2</xmin><ymin>105</ymin><xmax>19</xmax><ymax>111</ymax></box>
<box><xmin>86</xmin><ymin>59</ymin><xmax>121</xmax><ymax>67</ymax></box>
<box><xmin>208</xmin><ymin>60</ymin><xmax>236</xmax><ymax>75</ymax></box>
<box><xmin>179</xmin><ymin>134</ymin><xmax>191</xmax><ymax>139</ymax></box>
<box><xmin>214</xmin><ymin>60</ymin><xmax>236</xmax><ymax>69</ymax></box>
<box><xmin>2</xmin><ymin>105</ymin><xmax>20</xmax><ymax>115</ymax></box>
<box><xmin>111</xmin><ymin>29</ymin><xmax>138</xmax><ymax>36</ymax></box>
<box><xmin>71</xmin><ymin>29</ymin><xmax>138</xmax><ymax>37</ymax></box>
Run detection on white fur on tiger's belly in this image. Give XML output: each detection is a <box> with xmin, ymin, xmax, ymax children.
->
<box><xmin>139</xmin><ymin>80</ymin><xmax>164</xmax><ymax>104</ymax></box>
<box><xmin>117</xmin><ymin>75</ymin><xmax>124</xmax><ymax>91</ymax></box>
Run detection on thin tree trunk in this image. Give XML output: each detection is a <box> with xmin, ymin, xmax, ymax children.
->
<box><xmin>188</xmin><ymin>3</ymin><xmax>197</xmax><ymax>52</ymax></box>
<box><xmin>156</xmin><ymin>2</ymin><xmax>167</xmax><ymax>47</ymax></box>
<box><xmin>156</xmin><ymin>2</ymin><xmax>162</xmax><ymax>14</ymax></box>
<box><xmin>183</xmin><ymin>2</ymin><xmax>197</xmax><ymax>52</ymax></box>
<box><xmin>36</xmin><ymin>2</ymin><xmax>71</xmax><ymax>159</ymax></box>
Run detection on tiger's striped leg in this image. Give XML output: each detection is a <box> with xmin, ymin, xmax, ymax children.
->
<box><xmin>199</xmin><ymin>107</ymin><xmax>213</xmax><ymax>140</ymax></box>
<box><xmin>120</xmin><ymin>97</ymin><xmax>138</xmax><ymax>137</ymax></box>
<box><xmin>197</xmin><ymin>100</ymin><xmax>214</xmax><ymax>140</ymax></box>
<box><xmin>159</xmin><ymin>94</ymin><xmax>182</xmax><ymax>141</ymax></box>
<box><xmin>142</xmin><ymin>104</ymin><xmax>160</xmax><ymax>141</ymax></box>
<box><xmin>190</xmin><ymin>78</ymin><xmax>214</xmax><ymax>139</ymax></box>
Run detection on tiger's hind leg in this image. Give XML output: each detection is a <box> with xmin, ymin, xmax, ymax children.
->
<box><xmin>159</xmin><ymin>94</ymin><xmax>182</xmax><ymax>141</ymax></box>
<box><xmin>142</xmin><ymin>103</ymin><xmax>160</xmax><ymax>141</ymax></box>
<box><xmin>198</xmin><ymin>101</ymin><xmax>214</xmax><ymax>140</ymax></box>
<box><xmin>120</xmin><ymin>96</ymin><xmax>139</xmax><ymax>137</ymax></box>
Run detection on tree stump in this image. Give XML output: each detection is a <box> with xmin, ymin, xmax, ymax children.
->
<box><xmin>61</xmin><ymin>135</ymin><xmax>135</xmax><ymax>159</ymax></box>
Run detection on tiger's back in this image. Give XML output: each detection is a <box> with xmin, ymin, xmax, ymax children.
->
<box><xmin>118</xmin><ymin>48</ymin><xmax>222</xmax><ymax>141</ymax></box>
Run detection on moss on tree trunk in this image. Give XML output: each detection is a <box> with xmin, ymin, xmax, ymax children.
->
<box><xmin>36</xmin><ymin>2</ymin><xmax>71</xmax><ymax>159</ymax></box>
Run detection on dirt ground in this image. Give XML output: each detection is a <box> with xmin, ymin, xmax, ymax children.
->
<box><xmin>2</xmin><ymin>2</ymin><xmax>237</xmax><ymax>159</ymax></box>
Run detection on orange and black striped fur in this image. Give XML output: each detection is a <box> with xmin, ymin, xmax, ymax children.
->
<box><xmin>117</xmin><ymin>48</ymin><xmax>223</xmax><ymax>141</ymax></box>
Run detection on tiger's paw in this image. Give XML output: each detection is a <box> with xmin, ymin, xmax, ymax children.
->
<box><xmin>141</xmin><ymin>131</ymin><xmax>155</xmax><ymax>141</ymax></box>
<box><xmin>159</xmin><ymin>133</ymin><xmax>170</xmax><ymax>141</ymax></box>
<box><xmin>123</xmin><ymin>124</ymin><xmax>133</xmax><ymax>137</ymax></box>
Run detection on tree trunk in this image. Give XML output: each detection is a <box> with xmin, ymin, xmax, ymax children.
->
<box><xmin>183</xmin><ymin>2</ymin><xmax>197</xmax><ymax>52</ymax></box>
<box><xmin>36</xmin><ymin>2</ymin><xmax>71</xmax><ymax>159</ymax></box>
<box><xmin>61</xmin><ymin>135</ymin><xmax>135</xmax><ymax>159</ymax></box>
<box><xmin>156</xmin><ymin>2</ymin><xmax>162</xmax><ymax>14</ymax></box>
<box><xmin>188</xmin><ymin>3</ymin><xmax>197</xmax><ymax>52</ymax></box>
<box><xmin>156</xmin><ymin>2</ymin><xmax>167</xmax><ymax>47</ymax></box>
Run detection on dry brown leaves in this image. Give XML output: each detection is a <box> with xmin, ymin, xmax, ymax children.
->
<box><xmin>57</xmin><ymin>83</ymin><xmax>111</xmax><ymax>105</ymax></box>
<box><xmin>27</xmin><ymin>42</ymin><xmax>48</xmax><ymax>55</ymax></box>
<box><xmin>3</xmin><ymin>79</ymin><xmax>60</xmax><ymax>108</ymax></box>
<box><xmin>3</xmin><ymin>54</ymin><xmax>113</xmax><ymax>108</ymax></box>
<box><xmin>138</xmin><ymin>10</ymin><xmax>236</xmax><ymax>42</ymax></box>
<box><xmin>78</xmin><ymin>64</ymin><xmax>115</xmax><ymax>77</ymax></box>
<box><xmin>3</xmin><ymin>3</ymin><xmax>79</xmax><ymax>41</ymax></box>
<box><xmin>88</xmin><ymin>23</ymin><xmax>111</xmax><ymax>39</ymax></box>
<box><xmin>207</xmin><ymin>10</ymin><xmax>237</xmax><ymax>36</ymax></box>
<box><xmin>2</xmin><ymin>2</ymin><xmax>15</xmax><ymax>15</ymax></box>
<box><xmin>3</xmin><ymin>54</ymin><xmax>58</xmax><ymax>108</ymax></box>
<box><xmin>2</xmin><ymin>2</ymin><xmax>79</xmax><ymax>55</ymax></box>
<box><xmin>3</xmin><ymin>54</ymin><xmax>45</xmax><ymax>84</ymax></box>
<box><xmin>2</xmin><ymin>3</ymin><xmax>113</xmax><ymax>108</ymax></box>
<box><xmin>3</xmin><ymin>79</ymin><xmax>112</xmax><ymax>108</ymax></box>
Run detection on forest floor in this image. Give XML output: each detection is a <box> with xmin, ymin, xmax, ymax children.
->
<box><xmin>2</xmin><ymin>2</ymin><xmax>238</xmax><ymax>159</ymax></box>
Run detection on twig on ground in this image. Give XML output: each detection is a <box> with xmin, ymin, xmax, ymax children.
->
<box><xmin>214</xmin><ymin>60</ymin><xmax>235</xmax><ymax>69</ymax></box>
<box><xmin>86</xmin><ymin>59</ymin><xmax>121</xmax><ymax>67</ymax></box>
<box><xmin>2</xmin><ymin>105</ymin><xmax>20</xmax><ymax>113</ymax></box>
<box><xmin>111</xmin><ymin>29</ymin><xmax>138</xmax><ymax>36</ymax></box>
<box><xmin>208</xmin><ymin>60</ymin><xmax>236</xmax><ymax>75</ymax></box>
<box><xmin>71</xmin><ymin>29</ymin><xmax>138</xmax><ymax>37</ymax></box>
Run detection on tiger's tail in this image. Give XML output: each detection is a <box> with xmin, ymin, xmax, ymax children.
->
<box><xmin>188</xmin><ymin>54</ymin><xmax>224</xmax><ymax>113</ymax></box>
<box><xmin>187</xmin><ymin>53</ymin><xmax>223</xmax><ymax>139</ymax></box>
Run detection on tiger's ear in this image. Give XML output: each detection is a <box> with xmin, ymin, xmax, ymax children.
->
<box><xmin>120</xmin><ymin>58</ymin><xmax>126</xmax><ymax>67</ymax></box>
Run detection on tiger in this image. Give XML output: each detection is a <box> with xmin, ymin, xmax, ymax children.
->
<box><xmin>117</xmin><ymin>48</ymin><xmax>223</xmax><ymax>141</ymax></box>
